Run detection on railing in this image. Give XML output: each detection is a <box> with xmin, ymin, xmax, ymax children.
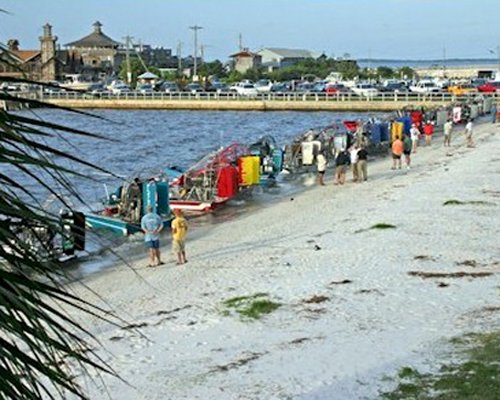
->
<box><xmin>9</xmin><ymin>90</ymin><xmax>500</xmax><ymax>103</ymax></box>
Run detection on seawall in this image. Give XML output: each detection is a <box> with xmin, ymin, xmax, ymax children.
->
<box><xmin>44</xmin><ymin>98</ymin><xmax>453</xmax><ymax>112</ymax></box>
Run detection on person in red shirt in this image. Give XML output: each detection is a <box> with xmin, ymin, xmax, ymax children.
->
<box><xmin>423</xmin><ymin>120</ymin><xmax>434</xmax><ymax>146</ymax></box>
<box><xmin>391</xmin><ymin>136</ymin><xmax>404</xmax><ymax>170</ymax></box>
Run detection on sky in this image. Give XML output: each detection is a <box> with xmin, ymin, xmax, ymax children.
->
<box><xmin>1</xmin><ymin>0</ymin><xmax>499</xmax><ymax>61</ymax></box>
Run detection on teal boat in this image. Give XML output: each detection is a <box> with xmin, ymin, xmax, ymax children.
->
<box><xmin>85</xmin><ymin>178</ymin><xmax>171</xmax><ymax>236</ymax></box>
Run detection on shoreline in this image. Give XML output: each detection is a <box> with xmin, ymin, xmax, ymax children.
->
<box><xmin>67</xmin><ymin>120</ymin><xmax>499</xmax><ymax>399</ymax></box>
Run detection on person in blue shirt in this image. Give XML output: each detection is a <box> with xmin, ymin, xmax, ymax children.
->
<box><xmin>140</xmin><ymin>205</ymin><xmax>164</xmax><ymax>267</ymax></box>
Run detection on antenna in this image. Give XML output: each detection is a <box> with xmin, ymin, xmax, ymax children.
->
<box><xmin>239</xmin><ymin>33</ymin><xmax>243</xmax><ymax>51</ymax></box>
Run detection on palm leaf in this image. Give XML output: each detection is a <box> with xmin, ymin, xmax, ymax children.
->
<box><xmin>0</xmin><ymin>44</ymin><xmax>128</xmax><ymax>398</ymax></box>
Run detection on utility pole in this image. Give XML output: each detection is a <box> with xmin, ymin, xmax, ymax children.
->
<box><xmin>238</xmin><ymin>33</ymin><xmax>243</xmax><ymax>51</ymax></box>
<box><xmin>123</xmin><ymin>35</ymin><xmax>133</xmax><ymax>84</ymax></box>
<box><xmin>177</xmin><ymin>41</ymin><xmax>183</xmax><ymax>74</ymax></box>
<box><xmin>189</xmin><ymin>25</ymin><xmax>203</xmax><ymax>79</ymax></box>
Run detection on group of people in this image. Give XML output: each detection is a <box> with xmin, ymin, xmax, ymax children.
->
<box><xmin>318</xmin><ymin>114</ymin><xmax>480</xmax><ymax>186</ymax></box>
<box><xmin>140</xmin><ymin>206</ymin><xmax>188</xmax><ymax>268</ymax></box>
<box><xmin>317</xmin><ymin>143</ymin><xmax>369</xmax><ymax>186</ymax></box>
<box><xmin>392</xmin><ymin>117</ymin><xmax>476</xmax><ymax>169</ymax></box>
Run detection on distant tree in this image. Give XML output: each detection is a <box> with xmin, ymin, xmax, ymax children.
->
<box><xmin>118</xmin><ymin>57</ymin><xmax>146</xmax><ymax>84</ymax></box>
<box><xmin>198</xmin><ymin>60</ymin><xmax>226</xmax><ymax>79</ymax></box>
<box><xmin>377</xmin><ymin>66</ymin><xmax>394</xmax><ymax>79</ymax></box>
<box><xmin>242</xmin><ymin>67</ymin><xmax>263</xmax><ymax>82</ymax></box>
<box><xmin>160</xmin><ymin>70</ymin><xmax>180</xmax><ymax>81</ymax></box>
<box><xmin>226</xmin><ymin>70</ymin><xmax>244</xmax><ymax>83</ymax></box>
<box><xmin>398</xmin><ymin>66</ymin><xmax>416</xmax><ymax>80</ymax></box>
<box><xmin>331</xmin><ymin>60</ymin><xmax>360</xmax><ymax>80</ymax></box>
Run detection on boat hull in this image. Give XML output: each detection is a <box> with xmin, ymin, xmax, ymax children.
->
<box><xmin>85</xmin><ymin>213</ymin><xmax>171</xmax><ymax>236</ymax></box>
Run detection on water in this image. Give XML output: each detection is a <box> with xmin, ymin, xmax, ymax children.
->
<box><xmin>10</xmin><ymin>109</ymin><xmax>382</xmax><ymax>277</ymax></box>
<box><xmin>357</xmin><ymin>58</ymin><xmax>499</xmax><ymax>69</ymax></box>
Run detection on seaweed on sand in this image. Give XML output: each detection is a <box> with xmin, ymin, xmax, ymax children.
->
<box><xmin>221</xmin><ymin>293</ymin><xmax>281</xmax><ymax>320</ymax></box>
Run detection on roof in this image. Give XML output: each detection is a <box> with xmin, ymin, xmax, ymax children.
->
<box><xmin>65</xmin><ymin>21</ymin><xmax>121</xmax><ymax>48</ymax></box>
<box><xmin>137</xmin><ymin>71</ymin><xmax>159</xmax><ymax>79</ymax></box>
<box><xmin>258</xmin><ymin>47</ymin><xmax>320</xmax><ymax>59</ymax></box>
<box><xmin>12</xmin><ymin>50</ymin><xmax>40</xmax><ymax>62</ymax></box>
<box><xmin>229</xmin><ymin>50</ymin><xmax>259</xmax><ymax>58</ymax></box>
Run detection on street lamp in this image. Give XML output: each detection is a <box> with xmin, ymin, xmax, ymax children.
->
<box><xmin>189</xmin><ymin>25</ymin><xmax>203</xmax><ymax>79</ymax></box>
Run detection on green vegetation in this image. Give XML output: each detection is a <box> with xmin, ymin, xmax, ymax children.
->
<box><xmin>381</xmin><ymin>330</ymin><xmax>500</xmax><ymax>400</ymax></box>
<box><xmin>117</xmin><ymin>54</ymin><xmax>416</xmax><ymax>85</ymax></box>
<box><xmin>221</xmin><ymin>293</ymin><xmax>281</xmax><ymax>320</ymax></box>
<box><xmin>370</xmin><ymin>223</ymin><xmax>397</xmax><ymax>230</ymax></box>
<box><xmin>443</xmin><ymin>199</ymin><xmax>494</xmax><ymax>206</ymax></box>
<box><xmin>1</xmin><ymin>41</ymin><xmax>119</xmax><ymax>397</ymax></box>
<box><xmin>355</xmin><ymin>223</ymin><xmax>397</xmax><ymax>234</ymax></box>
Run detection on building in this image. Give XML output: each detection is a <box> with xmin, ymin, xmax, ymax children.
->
<box><xmin>0</xmin><ymin>23</ymin><xmax>67</xmax><ymax>82</ymax></box>
<box><xmin>229</xmin><ymin>49</ymin><xmax>262</xmax><ymax>74</ymax></box>
<box><xmin>64</xmin><ymin>21</ymin><xmax>124</xmax><ymax>78</ymax></box>
<box><xmin>257</xmin><ymin>47</ymin><xmax>321</xmax><ymax>69</ymax></box>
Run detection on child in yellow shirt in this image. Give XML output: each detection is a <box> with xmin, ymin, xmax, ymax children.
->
<box><xmin>171</xmin><ymin>209</ymin><xmax>188</xmax><ymax>264</ymax></box>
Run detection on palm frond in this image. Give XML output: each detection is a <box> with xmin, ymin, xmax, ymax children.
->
<box><xmin>0</xmin><ymin>66</ymin><xmax>127</xmax><ymax>397</ymax></box>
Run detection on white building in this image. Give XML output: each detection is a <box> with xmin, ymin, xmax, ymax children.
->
<box><xmin>257</xmin><ymin>47</ymin><xmax>322</xmax><ymax>69</ymax></box>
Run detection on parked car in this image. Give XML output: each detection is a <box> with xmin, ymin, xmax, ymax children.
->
<box><xmin>295</xmin><ymin>82</ymin><xmax>316</xmax><ymax>93</ymax></box>
<box><xmin>477</xmin><ymin>81</ymin><xmax>500</xmax><ymax>93</ymax></box>
<box><xmin>232</xmin><ymin>82</ymin><xmax>258</xmax><ymax>96</ymax></box>
<box><xmin>351</xmin><ymin>83</ymin><xmax>379</xmax><ymax>97</ymax></box>
<box><xmin>270</xmin><ymin>82</ymin><xmax>290</xmax><ymax>93</ymax></box>
<box><xmin>111</xmin><ymin>84</ymin><xmax>131</xmax><ymax>95</ymax></box>
<box><xmin>255</xmin><ymin>79</ymin><xmax>273</xmax><ymax>93</ymax></box>
<box><xmin>447</xmin><ymin>84</ymin><xmax>478</xmax><ymax>96</ymax></box>
<box><xmin>379</xmin><ymin>82</ymin><xmax>409</xmax><ymax>93</ymax></box>
<box><xmin>409</xmin><ymin>80</ymin><xmax>441</xmax><ymax>94</ymax></box>
<box><xmin>42</xmin><ymin>81</ymin><xmax>63</xmax><ymax>94</ymax></box>
<box><xmin>325</xmin><ymin>83</ymin><xmax>351</xmax><ymax>95</ymax></box>
<box><xmin>184</xmin><ymin>83</ymin><xmax>204</xmax><ymax>94</ymax></box>
<box><xmin>209</xmin><ymin>82</ymin><xmax>230</xmax><ymax>94</ymax></box>
<box><xmin>161</xmin><ymin>81</ymin><xmax>180</xmax><ymax>93</ymax></box>
<box><xmin>136</xmin><ymin>83</ymin><xmax>154</xmax><ymax>94</ymax></box>
<box><xmin>86</xmin><ymin>83</ymin><xmax>110</xmax><ymax>96</ymax></box>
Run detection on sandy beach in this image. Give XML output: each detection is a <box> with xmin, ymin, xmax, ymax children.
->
<box><xmin>68</xmin><ymin>121</ymin><xmax>500</xmax><ymax>400</ymax></box>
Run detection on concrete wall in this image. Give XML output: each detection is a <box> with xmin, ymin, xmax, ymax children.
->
<box><xmin>45</xmin><ymin>98</ymin><xmax>452</xmax><ymax>112</ymax></box>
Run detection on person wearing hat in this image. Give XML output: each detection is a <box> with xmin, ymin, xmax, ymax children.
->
<box><xmin>141</xmin><ymin>205</ymin><xmax>164</xmax><ymax>267</ymax></box>
<box><xmin>171</xmin><ymin>208</ymin><xmax>188</xmax><ymax>265</ymax></box>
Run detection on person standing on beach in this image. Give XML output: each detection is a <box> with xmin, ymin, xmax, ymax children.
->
<box><xmin>410</xmin><ymin>124</ymin><xmax>420</xmax><ymax>153</ymax></box>
<box><xmin>349</xmin><ymin>145</ymin><xmax>359</xmax><ymax>182</ymax></box>
<box><xmin>141</xmin><ymin>205</ymin><xmax>164</xmax><ymax>267</ymax></box>
<box><xmin>316</xmin><ymin>148</ymin><xmax>327</xmax><ymax>186</ymax></box>
<box><xmin>171</xmin><ymin>209</ymin><xmax>188</xmax><ymax>265</ymax></box>
<box><xmin>492</xmin><ymin>103</ymin><xmax>497</xmax><ymax>124</ymax></box>
<box><xmin>391</xmin><ymin>136</ymin><xmax>403</xmax><ymax>170</ymax></box>
<box><xmin>464</xmin><ymin>119</ymin><xmax>474</xmax><ymax>148</ymax></box>
<box><xmin>356</xmin><ymin>146</ymin><xmax>368</xmax><ymax>182</ymax></box>
<box><xmin>334</xmin><ymin>150</ymin><xmax>349</xmax><ymax>185</ymax></box>
<box><xmin>443</xmin><ymin>119</ymin><xmax>453</xmax><ymax>147</ymax></box>
<box><xmin>423</xmin><ymin>120</ymin><xmax>434</xmax><ymax>146</ymax></box>
<box><xmin>403</xmin><ymin>134</ymin><xmax>412</xmax><ymax>169</ymax></box>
